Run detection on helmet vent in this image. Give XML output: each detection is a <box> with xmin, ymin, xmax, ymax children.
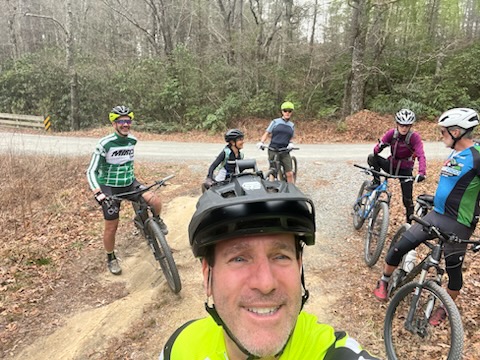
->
<box><xmin>237</xmin><ymin>218</ymin><xmax>282</xmax><ymax>230</ymax></box>
<box><xmin>221</xmin><ymin>191</ymin><xmax>237</xmax><ymax>198</ymax></box>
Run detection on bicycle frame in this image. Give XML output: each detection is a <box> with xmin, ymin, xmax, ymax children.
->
<box><xmin>388</xmin><ymin>215</ymin><xmax>463</xmax><ymax>296</ymax></box>
<box><xmin>357</xmin><ymin>179</ymin><xmax>391</xmax><ymax>220</ymax></box>
<box><xmin>110</xmin><ymin>175</ymin><xmax>174</xmax><ymax>230</ymax></box>
<box><xmin>265</xmin><ymin>146</ymin><xmax>298</xmax><ymax>181</ymax></box>
<box><xmin>108</xmin><ymin>175</ymin><xmax>181</xmax><ymax>294</ymax></box>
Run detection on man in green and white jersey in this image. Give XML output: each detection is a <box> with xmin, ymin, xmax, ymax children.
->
<box><xmin>87</xmin><ymin>105</ymin><xmax>166</xmax><ymax>275</ymax></box>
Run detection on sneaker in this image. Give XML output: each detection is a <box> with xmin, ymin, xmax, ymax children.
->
<box><xmin>429</xmin><ymin>306</ymin><xmax>447</xmax><ymax>326</ymax></box>
<box><xmin>156</xmin><ymin>217</ymin><xmax>169</xmax><ymax>235</ymax></box>
<box><xmin>107</xmin><ymin>258</ymin><xmax>122</xmax><ymax>275</ymax></box>
<box><xmin>373</xmin><ymin>280</ymin><xmax>388</xmax><ymax>302</ymax></box>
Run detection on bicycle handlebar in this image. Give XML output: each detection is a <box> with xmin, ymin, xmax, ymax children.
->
<box><xmin>354</xmin><ymin>164</ymin><xmax>414</xmax><ymax>181</ymax></box>
<box><xmin>109</xmin><ymin>174</ymin><xmax>175</xmax><ymax>200</ymax></box>
<box><xmin>410</xmin><ymin>215</ymin><xmax>480</xmax><ymax>250</ymax></box>
<box><xmin>271</xmin><ymin>146</ymin><xmax>299</xmax><ymax>151</ymax></box>
<box><xmin>261</xmin><ymin>145</ymin><xmax>299</xmax><ymax>152</ymax></box>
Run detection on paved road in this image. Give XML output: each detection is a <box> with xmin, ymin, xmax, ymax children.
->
<box><xmin>0</xmin><ymin>131</ymin><xmax>449</xmax><ymax>162</ymax></box>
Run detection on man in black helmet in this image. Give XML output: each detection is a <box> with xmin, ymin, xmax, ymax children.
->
<box><xmin>160</xmin><ymin>173</ymin><xmax>380</xmax><ymax>359</ymax></box>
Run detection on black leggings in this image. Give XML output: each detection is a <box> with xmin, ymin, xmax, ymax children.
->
<box><xmin>385</xmin><ymin>211</ymin><xmax>471</xmax><ymax>292</ymax></box>
<box><xmin>368</xmin><ymin>153</ymin><xmax>413</xmax><ymax>223</ymax></box>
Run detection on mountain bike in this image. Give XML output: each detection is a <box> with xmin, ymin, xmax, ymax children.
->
<box><xmin>384</xmin><ymin>215</ymin><xmax>480</xmax><ymax>360</ymax></box>
<box><xmin>109</xmin><ymin>175</ymin><xmax>181</xmax><ymax>294</ymax></box>
<box><xmin>352</xmin><ymin>164</ymin><xmax>414</xmax><ymax>267</ymax></box>
<box><xmin>261</xmin><ymin>145</ymin><xmax>298</xmax><ymax>183</ymax></box>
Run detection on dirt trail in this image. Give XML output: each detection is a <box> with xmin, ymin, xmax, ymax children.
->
<box><xmin>14</xmin><ymin>196</ymin><xmax>202</xmax><ymax>360</ymax></box>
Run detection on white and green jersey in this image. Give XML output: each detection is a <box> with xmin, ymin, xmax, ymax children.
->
<box><xmin>87</xmin><ymin>132</ymin><xmax>137</xmax><ymax>189</ymax></box>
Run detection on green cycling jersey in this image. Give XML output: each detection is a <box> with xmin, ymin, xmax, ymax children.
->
<box><xmin>87</xmin><ymin>132</ymin><xmax>137</xmax><ymax>189</ymax></box>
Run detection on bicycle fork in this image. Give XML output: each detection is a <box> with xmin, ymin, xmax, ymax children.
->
<box><xmin>404</xmin><ymin>252</ymin><xmax>442</xmax><ymax>336</ymax></box>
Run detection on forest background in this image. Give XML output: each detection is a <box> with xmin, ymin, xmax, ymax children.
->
<box><xmin>2</xmin><ymin>0</ymin><xmax>480</xmax><ymax>132</ymax></box>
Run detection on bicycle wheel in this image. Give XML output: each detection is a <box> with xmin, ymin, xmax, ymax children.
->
<box><xmin>384</xmin><ymin>280</ymin><xmax>464</xmax><ymax>360</ymax></box>
<box><xmin>387</xmin><ymin>223</ymin><xmax>411</xmax><ymax>298</ymax></box>
<box><xmin>353</xmin><ymin>180</ymin><xmax>370</xmax><ymax>230</ymax></box>
<box><xmin>364</xmin><ymin>200</ymin><xmax>389</xmax><ymax>267</ymax></box>
<box><xmin>146</xmin><ymin>221</ymin><xmax>182</xmax><ymax>293</ymax></box>
<box><xmin>291</xmin><ymin>156</ymin><xmax>298</xmax><ymax>183</ymax></box>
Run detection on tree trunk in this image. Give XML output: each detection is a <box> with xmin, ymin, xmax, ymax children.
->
<box><xmin>343</xmin><ymin>0</ymin><xmax>369</xmax><ymax>116</ymax></box>
<box><xmin>66</xmin><ymin>0</ymin><xmax>79</xmax><ymax>130</ymax></box>
<box><xmin>6</xmin><ymin>0</ymin><xmax>18</xmax><ymax>62</ymax></box>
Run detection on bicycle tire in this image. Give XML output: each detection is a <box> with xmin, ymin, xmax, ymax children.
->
<box><xmin>146</xmin><ymin>221</ymin><xmax>182</xmax><ymax>294</ymax></box>
<box><xmin>278</xmin><ymin>163</ymin><xmax>285</xmax><ymax>181</ymax></box>
<box><xmin>384</xmin><ymin>280</ymin><xmax>464</xmax><ymax>360</ymax></box>
<box><xmin>364</xmin><ymin>201</ymin><xmax>389</xmax><ymax>267</ymax></box>
<box><xmin>353</xmin><ymin>180</ymin><xmax>370</xmax><ymax>230</ymax></box>
<box><xmin>291</xmin><ymin>156</ymin><xmax>298</xmax><ymax>183</ymax></box>
<box><xmin>387</xmin><ymin>223</ymin><xmax>411</xmax><ymax>298</ymax></box>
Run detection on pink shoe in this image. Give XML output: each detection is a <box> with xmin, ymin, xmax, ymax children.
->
<box><xmin>373</xmin><ymin>280</ymin><xmax>388</xmax><ymax>302</ymax></box>
<box><xmin>429</xmin><ymin>306</ymin><xmax>447</xmax><ymax>326</ymax></box>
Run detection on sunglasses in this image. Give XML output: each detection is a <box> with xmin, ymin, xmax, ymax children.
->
<box><xmin>115</xmin><ymin>119</ymin><xmax>132</xmax><ymax>125</ymax></box>
<box><xmin>282</xmin><ymin>109</ymin><xmax>293</xmax><ymax>113</ymax></box>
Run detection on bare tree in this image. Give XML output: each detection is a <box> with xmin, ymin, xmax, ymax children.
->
<box><xmin>25</xmin><ymin>1</ymin><xmax>79</xmax><ymax>130</ymax></box>
<box><xmin>342</xmin><ymin>0</ymin><xmax>370</xmax><ymax>116</ymax></box>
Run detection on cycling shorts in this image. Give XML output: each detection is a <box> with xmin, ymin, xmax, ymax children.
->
<box><xmin>100</xmin><ymin>179</ymin><xmax>143</xmax><ymax>220</ymax></box>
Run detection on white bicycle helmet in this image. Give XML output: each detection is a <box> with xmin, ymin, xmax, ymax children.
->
<box><xmin>395</xmin><ymin>109</ymin><xmax>416</xmax><ymax>125</ymax></box>
<box><xmin>438</xmin><ymin>108</ymin><xmax>479</xmax><ymax>129</ymax></box>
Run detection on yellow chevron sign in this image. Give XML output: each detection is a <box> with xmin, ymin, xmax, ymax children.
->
<box><xmin>43</xmin><ymin>115</ymin><xmax>51</xmax><ymax>131</ymax></box>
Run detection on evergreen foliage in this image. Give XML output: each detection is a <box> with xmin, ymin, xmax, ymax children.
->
<box><xmin>1</xmin><ymin>0</ymin><xmax>480</xmax><ymax>131</ymax></box>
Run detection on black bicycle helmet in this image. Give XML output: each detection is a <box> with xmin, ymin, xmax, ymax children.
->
<box><xmin>224</xmin><ymin>129</ymin><xmax>244</xmax><ymax>142</ymax></box>
<box><xmin>188</xmin><ymin>174</ymin><xmax>315</xmax><ymax>258</ymax></box>
<box><xmin>109</xmin><ymin>105</ymin><xmax>134</xmax><ymax>122</ymax></box>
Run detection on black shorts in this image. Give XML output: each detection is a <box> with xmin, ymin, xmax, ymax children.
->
<box><xmin>100</xmin><ymin>180</ymin><xmax>144</xmax><ymax>220</ymax></box>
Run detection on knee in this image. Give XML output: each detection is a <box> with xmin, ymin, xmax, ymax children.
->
<box><xmin>104</xmin><ymin>219</ymin><xmax>119</xmax><ymax>233</ymax></box>
<box><xmin>367</xmin><ymin>153</ymin><xmax>375</xmax><ymax>166</ymax></box>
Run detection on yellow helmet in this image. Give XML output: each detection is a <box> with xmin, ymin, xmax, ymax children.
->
<box><xmin>281</xmin><ymin>101</ymin><xmax>294</xmax><ymax>111</ymax></box>
<box><xmin>109</xmin><ymin>105</ymin><xmax>134</xmax><ymax>123</ymax></box>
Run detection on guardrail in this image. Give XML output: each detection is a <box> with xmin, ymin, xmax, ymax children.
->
<box><xmin>0</xmin><ymin>113</ymin><xmax>50</xmax><ymax>131</ymax></box>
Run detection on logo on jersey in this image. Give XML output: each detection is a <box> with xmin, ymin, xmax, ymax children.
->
<box><xmin>441</xmin><ymin>157</ymin><xmax>463</xmax><ymax>177</ymax></box>
<box><xmin>106</xmin><ymin>145</ymin><xmax>135</xmax><ymax>164</ymax></box>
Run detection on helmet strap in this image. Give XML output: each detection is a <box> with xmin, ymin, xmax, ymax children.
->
<box><xmin>300</xmin><ymin>264</ymin><xmax>310</xmax><ymax>307</ymax></box>
<box><xmin>447</xmin><ymin>128</ymin><xmax>466</xmax><ymax>149</ymax></box>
